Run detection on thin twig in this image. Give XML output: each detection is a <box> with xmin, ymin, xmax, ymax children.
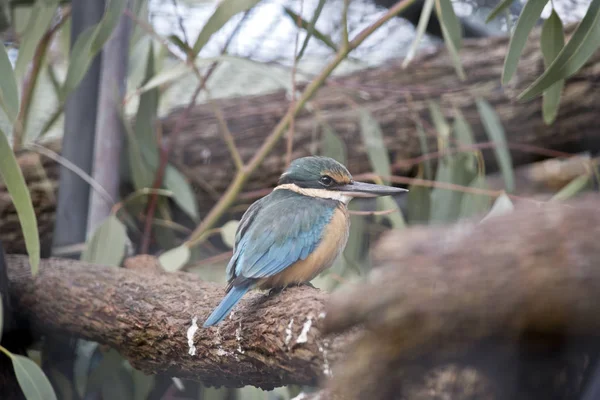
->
<box><xmin>170</xmin><ymin>0</ymin><xmax>189</xmax><ymax>46</ymax></box>
<box><xmin>341</xmin><ymin>0</ymin><xmax>350</xmax><ymax>48</ymax></box>
<box><xmin>349</xmin><ymin>208</ymin><xmax>398</xmax><ymax>216</ymax></box>
<box><xmin>209</xmin><ymin>97</ymin><xmax>243</xmax><ymax>170</ymax></box>
<box><xmin>285</xmin><ymin>0</ymin><xmax>303</xmax><ymax>167</ymax></box>
<box><xmin>186</xmin><ymin>0</ymin><xmax>418</xmax><ymax>244</ymax></box>
<box><xmin>26</xmin><ymin>143</ymin><xmax>114</xmax><ymax>205</ymax></box>
<box><xmin>13</xmin><ymin>7</ymin><xmax>72</xmax><ymax>150</ymax></box>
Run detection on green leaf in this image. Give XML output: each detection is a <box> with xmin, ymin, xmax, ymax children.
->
<box><xmin>541</xmin><ymin>10</ymin><xmax>565</xmax><ymax>125</ymax></box>
<box><xmin>359</xmin><ymin>109</ymin><xmax>391</xmax><ymax>184</ymax></box>
<box><xmin>481</xmin><ymin>193</ymin><xmax>514</xmax><ymax>221</ymax></box>
<box><xmin>159</xmin><ymin>244</ymin><xmax>191</xmax><ymax>272</ymax></box>
<box><xmin>458</xmin><ymin>175</ymin><xmax>491</xmax><ymax>219</ymax></box>
<box><xmin>81</xmin><ymin>215</ymin><xmax>128</xmax><ymax>267</ymax></box>
<box><xmin>428</xmin><ymin>101</ymin><xmax>450</xmax><ymax>142</ymax></box>
<box><xmin>476</xmin><ymin>98</ymin><xmax>515</xmax><ymax>192</ymax></box>
<box><xmin>220</xmin><ymin>220</ymin><xmax>240</xmax><ymax>249</ymax></box>
<box><xmin>435</xmin><ymin>0</ymin><xmax>466</xmax><ymax>80</ymax></box>
<box><xmin>167</xmin><ymin>34</ymin><xmax>193</xmax><ymax>55</ymax></box>
<box><xmin>132</xmin><ymin>369</ymin><xmax>155</xmax><ymax>400</ymax></box>
<box><xmin>0</xmin><ymin>42</ymin><xmax>20</xmax><ymax>123</ymax></box>
<box><xmin>0</xmin><ymin>129</ymin><xmax>40</xmax><ymax>275</ymax></box>
<box><xmin>518</xmin><ymin>0</ymin><xmax>600</xmax><ymax>101</ymax></box>
<box><xmin>14</xmin><ymin>0</ymin><xmax>60</xmax><ymax>80</ymax></box>
<box><xmin>62</xmin><ymin>0</ymin><xmax>127</xmax><ymax>99</ymax></box>
<box><xmin>10</xmin><ymin>352</ymin><xmax>58</xmax><ymax>400</ymax></box>
<box><xmin>192</xmin><ymin>0</ymin><xmax>262</xmax><ymax>57</ymax></box>
<box><xmin>47</xmin><ymin>369</ymin><xmax>73</xmax><ymax>400</ymax></box>
<box><xmin>164</xmin><ymin>164</ymin><xmax>199</xmax><ymax>221</ymax></box>
<box><xmin>550</xmin><ymin>174</ymin><xmax>590</xmax><ymax>201</ymax></box>
<box><xmin>429</xmin><ymin>155</ymin><xmax>473</xmax><ymax>224</ymax></box>
<box><xmin>486</xmin><ymin>0</ymin><xmax>516</xmax><ymax>22</ymax></box>
<box><xmin>403</xmin><ymin>0</ymin><xmax>436</xmax><ymax>68</ymax></box>
<box><xmin>502</xmin><ymin>0</ymin><xmax>549</xmax><ymax>84</ymax></box>
<box><xmin>283</xmin><ymin>7</ymin><xmax>338</xmax><ymax>55</ymax></box>
<box><xmin>321</xmin><ymin>123</ymin><xmax>347</xmax><ymax>165</ymax></box>
<box><xmin>452</xmin><ymin>108</ymin><xmax>477</xmax><ymax>172</ymax></box>
<box><xmin>407</xmin><ymin>173</ymin><xmax>431</xmax><ymax>225</ymax></box>
<box><xmin>415</xmin><ymin>118</ymin><xmax>432</xmax><ymax>180</ymax></box>
<box><xmin>295</xmin><ymin>0</ymin><xmax>327</xmax><ymax>60</ymax></box>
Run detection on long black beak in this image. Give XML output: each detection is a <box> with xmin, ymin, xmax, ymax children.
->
<box><xmin>334</xmin><ymin>181</ymin><xmax>408</xmax><ymax>198</ymax></box>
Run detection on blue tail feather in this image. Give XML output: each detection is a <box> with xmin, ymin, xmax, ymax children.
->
<box><xmin>203</xmin><ymin>285</ymin><xmax>251</xmax><ymax>327</ymax></box>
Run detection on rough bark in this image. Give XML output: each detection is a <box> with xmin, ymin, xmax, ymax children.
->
<box><xmin>322</xmin><ymin>194</ymin><xmax>600</xmax><ymax>400</ymax></box>
<box><xmin>4</xmin><ymin>194</ymin><xmax>600</xmax><ymax>397</ymax></box>
<box><xmin>2</xmin><ymin>23</ymin><xmax>598</xmax><ymax>254</ymax></box>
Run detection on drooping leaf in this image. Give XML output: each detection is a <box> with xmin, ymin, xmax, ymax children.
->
<box><xmin>14</xmin><ymin>0</ymin><xmax>60</xmax><ymax>80</ymax></box>
<box><xmin>458</xmin><ymin>174</ymin><xmax>492</xmax><ymax>219</ymax></box>
<box><xmin>73</xmin><ymin>340</ymin><xmax>99</xmax><ymax>398</ymax></box>
<box><xmin>220</xmin><ymin>220</ymin><xmax>240</xmax><ymax>249</ymax></box>
<box><xmin>192</xmin><ymin>0</ymin><xmax>262</xmax><ymax>57</ymax></box>
<box><xmin>159</xmin><ymin>244</ymin><xmax>191</xmax><ymax>272</ymax></box>
<box><xmin>62</xmin><ymin>0</ymin><xmax>127</xmax><ymax>99</ymax></box>
<box><xmin>321</xmin><ymin>123</ymin><xmax>347</xmax><ymax>165</ymax></box>
<box><xmin>550</xmin><ymin>174</ymin><xmax>591</xmax><ymax>201</ymax></box>
<box><xmin>403</xmin><ymin>0</ymin><xmax>436</xmax><ymax>67</ymax></box>
<box><xmin>407</xmin><ymin>171</ymin><xmax>431</xmax><ymax>225</ymax></box>
<box><xmin>81</xmin><ymin>215</ymin><xmax>128</xmax><ymax>267</ymax></box>
<box><xmin>452</xmin><ymin>108</ymin><xmax>477</xmax><ymax>172</ymax></box>
<box><xmin>296</xmin><ymin>0</ymin><xmax>328</xmax><ymax>60</ymax></box>
<box><xmin>284</xmin><ymin>7</ymin><xmax>338</xmax><ymax>55</ymax></box>
<box><xmin>486</xmin><ymin>0</ymin><xmax>516</xmax><ymax>22</ymax></box>
<box><xmin>343</xmin><ymin>202</ymin><xmax>368</xmax><ymax>274</ymax></box>
<box><xmin>428</xmin><ymin>101</ymin><xmax>450</xmax><ymax>142</ymax></box>
<box><xmin>414</xmin><ymin>118</ymin><xmax>432</xmax><ymax>180</ymax></box>
<box><xmin>476</xmin><ymin>98</ymin><xmax>515</xmax><ymax>192</ymax></box>
<box><xmin>0</xmin><ymin>42</ymin><xmax>20</xmax><ymax>123</ymax></box>
<box><xmin>359</xmin><ymin>109</ymin><xmax>391</xmax><ymax>184</ymax></box>
<box><xmin>167</xmin><ymin>34</ymin><xmax>193</xmax><ymax>55</ymax></box>
<box><xmin>47</xmin><ymin>369</ymin><xmax>74</xmax><ymax>400</ymax></box>
<box><xmin>502</xmin><ymin>0</ymin><xmax>549</xmax><ymax>84</ymax></box>
<box><xmin>518</xmin><ymin>0</ymin><xmax>600</xmax><ymax>101</ymax></box>
<box><xmin>481</xmin><ymin>193</ymin><xmax>514</xmax><ymax>221</ymax></box>
<box><xmin>435</xmin><ymin>0</ymin><xmax>466</xmax><ymax>80</ymax></box>
<box><xmin>164</xmin><ymin>164</ymin><xmax>199</xmax><ymax>222</ymax></box>
<box><xmin>11</xmin><ymin>352</ymin><xmax>58</xmax><ymax>400</ymax></box>
<box><xmin>85</xmin><ymin>349</ymin><xmax>126</xmax><ymax>396</ymax></box>
<box><xmin>541</xmin><ymin>10</ymin><xmax>565</xmax><ymax>124</ymax></box>
<box><xmin>429</xmin><ymin>155</ymin><xmax>473</xmax><ymax>224</ymax></box>
<box><xmin>0</xmin><ymin>129</ymin><xmax>40</xmax><ymax>275</ymax></box>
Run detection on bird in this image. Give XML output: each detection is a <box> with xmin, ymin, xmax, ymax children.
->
<box><xmin>203</xmin><ymin>156</ymin><xmax>407</xmax><ymax>327</ymax></box>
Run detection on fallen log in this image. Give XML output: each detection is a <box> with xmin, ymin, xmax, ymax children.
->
<box><xmin>2</xmin><ymin>23</ymin><xmax>599</xmax><ymax>254</ymax></box>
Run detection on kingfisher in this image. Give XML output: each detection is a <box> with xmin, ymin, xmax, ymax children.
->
<box><xmin>203</xmin><ymin>156</ymin><xmax>407</xmax><ymax>327</ymax></box>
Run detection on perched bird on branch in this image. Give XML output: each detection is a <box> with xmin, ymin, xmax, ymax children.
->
<box><xmin>203</xmin><ymin>156</ymin><xmax>407</xmax><ymax>327</ymax></box>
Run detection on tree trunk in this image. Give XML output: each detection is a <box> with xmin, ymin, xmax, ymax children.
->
<box><xmin>2</xmin><ymin>23</ymin><xmax>599</xmax><ymax>254</ymax></box>
<box><xmin>4</xmin><ymin>194</ymin><xmax>600</xmax><ymax>398</ymax></box>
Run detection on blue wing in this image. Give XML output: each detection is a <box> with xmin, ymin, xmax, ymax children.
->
<box><xmin>226</xmin><ymin>189</ymin><xmax>336</xmax><ymax>285</ymax></box>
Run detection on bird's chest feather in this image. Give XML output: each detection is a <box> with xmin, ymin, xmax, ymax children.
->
<box><xmin>258</xmin><ymin>205</ymin><xmax>350</xmax><ymax>288</ymax></box>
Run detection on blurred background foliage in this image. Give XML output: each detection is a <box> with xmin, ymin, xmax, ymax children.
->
<box><xmin>0</xmin><ymin>0</ymin><xmax>599</xmax><ymax>398</ymax></box>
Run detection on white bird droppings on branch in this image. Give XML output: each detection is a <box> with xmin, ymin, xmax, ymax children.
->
<box><xmin>296</xmin><ymin>315</ymin><xmax>313</xmax><ymax>344</ymax></box>
<box><xmin>187</xmin><ymin>317</ymin><xmax>199</xmax><ymax>356</ymax></box>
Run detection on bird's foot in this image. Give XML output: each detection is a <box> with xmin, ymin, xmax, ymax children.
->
<box><xmin>268</xmin><ymin>287</ymin><xmax>284</xmax><ymax>296</ymax></box>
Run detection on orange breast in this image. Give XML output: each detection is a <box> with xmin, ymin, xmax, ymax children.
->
<box><xmin>258</xmin><ymin>205</ymin><xmax>350</xmax><ymax>289</ymax></box>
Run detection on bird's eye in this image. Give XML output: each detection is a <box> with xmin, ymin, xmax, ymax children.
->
<box><xmin>319</xmin><ymin>175</ymin><xmax>333</xmax><ymax>186</ymax></box>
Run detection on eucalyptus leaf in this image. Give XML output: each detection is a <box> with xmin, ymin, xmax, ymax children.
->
<box><xmin>376</xmin><ymin>196</ymin><xmax>406</xmax><ymax>229</ymax></box>
<box><xmin>221</xmin><ymin>220</ymin><xmax>240</xmax><ymax>249</ymax></box>
<box><xmin>435</xmin><ymin>0</ymin><xmax>466</xmax><ymax>80</ymax></box>
<box><xmin>11</xmin><ymin>353</ymin><xmax>58</xmax><ymax>400</ymax></box>
<box><xmin>321</xmin><ymin>123</ymin><xmax>347</xmax><ymax>165</ymax></box>
<box><xmin>91</xmin><ymin>0</ymin><xmax>127</xmax><ymax>53</ymax></box>
<box><xmin>518</xmin><ymin>0</ymin><xmax>600</xmax><ymax>101</ymax></box>
<box><xmin>458</xmin><ymin>175</ymin><xmax>491</xmax><ymax>219</ymax></box>
<box><xmin>164</xmin><ymin>165</ymin><xmax>199</xmax><ymax>221</ymax></box>
<box><xmin>541</xmin><ymin>10</ymin><xmax>565</xmax><ymax>125</ymax></box>
<box><xmin>192</xmin><ymin>0</ymin><xmax>262</xmax><ymax>57</ymax></box>
<box><xmin>0</xmin><ymin>42</ymin><xmax>20</xmax><ymax>123</ymax></box>
<box><xmin>550</xmin><ymin>174</ymin><xmax>590</xmax><ymax>201</ymax></box>
<box><xmin>501</xmin><ymin>0</ymin><xmax>549</xmax><ymax>84</ymax></box>
<box><xmin>296</xmin><ymin>0</ymin><xmax>328</xmax><ymax>60</ymax></box>
<box><xmin>14</xmin><ymin>0</ymin><xmax>59</xmax><ymax>80</ymax></box>
<box><xmin>284</xmin><ymin>7</ymin><xmax>338</xmax><ymax>54</ymax></box>
<box><xmin>359</xmin><ymin>109</ymin><xmax>391</xmax><ymax>184</ymax></box>
<box><xmin>81</xmin><ymin>215</ymin><xmax>128</xmax><ymax>267</ymax></box>
<box><xmin>159</xmin><ymin>244</ymin><xmax>191</xmax><ymax>272</ymax></box>
<box><xmin>476</xmin><ymin>98</ymin><xmax>515</xmax><ymax>192</ymax></box>
<box><xmin>486</xmin><ymin>0</ymin><xmax>516</xmax><ymax>22</ymax></box>
<box><xmin>428</xmin><ymin>101</ymin><xmax>450</xmax><ymax>141</ymax></box>
<box><xmin>0</xmin><ymin>129</ymin><xmax>40</xmax><ymax>275</ymax></box>
<box><xmin>47</xmin><ymin>369</ymin><xmax>74</xmax><ymax>400</ymax></box>
<box><xmin>403</xmin><ymin>0</ymin><xmax>435</xmax><ymax>67</ymax></box>
<box><xmin>429</xmin><ymin>155</ymin><xmax>473</xmax><ymax>224</ymax></box>
<box><xmin>407</xmin><ymin>178</ymin><xmax>431</xmax><ymax>225</ymax></box>
<box><xmin>481</xmin><ymin>193</ymin><xmax>514</xmax><ymax>221</ymax></box>
<box><xmin>452</xmin><ymin>108</ymin><xmax>477</xmax><ymax>172</ymax></box>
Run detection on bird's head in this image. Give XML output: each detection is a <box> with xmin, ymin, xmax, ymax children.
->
<box><xmin>277</xmin><ymin>156</ymin><xmax>407</xmax><ymax>203</ymax></box>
